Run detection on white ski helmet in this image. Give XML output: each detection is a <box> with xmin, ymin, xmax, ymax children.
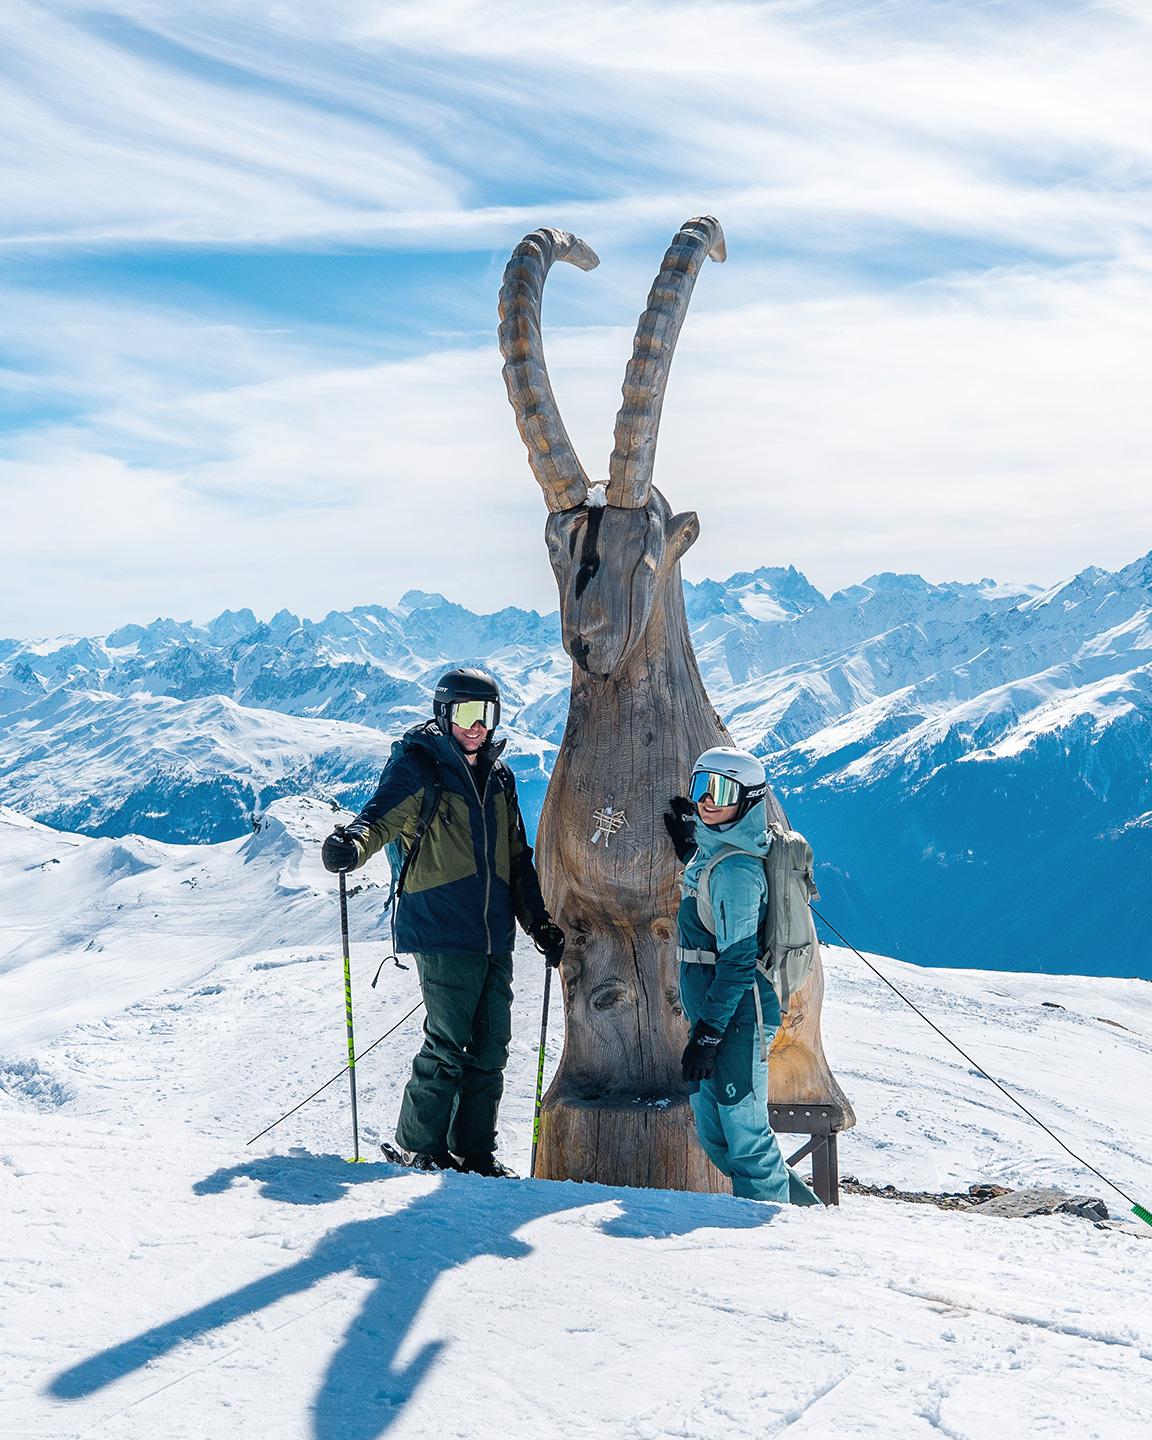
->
<box><xmin>689</xmin><ymin>746</ymin><xmax>767</xmax><ymax>820</ymax></box>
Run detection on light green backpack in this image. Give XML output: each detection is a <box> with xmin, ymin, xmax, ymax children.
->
<box><xmin>694</xmin><ymin>821</ymin><xmax>820</xmax><ymax>1016</ymax></box>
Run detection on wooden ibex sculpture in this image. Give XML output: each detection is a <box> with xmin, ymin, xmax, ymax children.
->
<box><xmin>499</xmin><ymin>216</ymin><xmax>853</xmax><ymax>1190</ymax></box>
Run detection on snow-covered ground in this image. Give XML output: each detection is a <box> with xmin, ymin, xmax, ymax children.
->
<box><xmin>2</xmin><ymin>801</ymin><xmax>1150</xmax><ymax>1439</ymax></box>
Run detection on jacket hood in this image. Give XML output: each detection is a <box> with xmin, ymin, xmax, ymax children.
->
<box><xmin>682</xmin><ymin>801</ymin><xmax>773</xmax><ymax>908</ymax></box>
<box><xmin>691</xmin><ymin>802</ymin><xmax>773</xmax><ymax>863</ymax></box>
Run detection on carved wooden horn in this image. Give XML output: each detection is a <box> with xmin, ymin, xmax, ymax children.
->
<box><xmin>499</xmin><ymin>228</ymin><xmax>601</xmax><ymax>514</ymax></box>
<box><xmin>609</xmin><ymin>215</ymin><xmax>726</xmax><ymax>509</ymax></box>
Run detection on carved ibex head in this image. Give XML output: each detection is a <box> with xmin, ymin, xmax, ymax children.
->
<box><xmin>499</xmin><ymin>217</ymin><xmax>726</xmax><ymax>676</ymax></box>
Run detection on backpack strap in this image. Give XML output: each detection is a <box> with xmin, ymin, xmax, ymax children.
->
<box><xmin>691</xmin><ymin>844</ymin><xmax>746</xmax><ymax>935</ymax></box>
<box><xmin>489</xmin><ymin>757</ymin><xmax>516</xmax><ymax>802</ymax></box>
<box><xmin>751</xmin><ymin>978</ymin><xmax>769</xmax><ymax>1063</ymax></box>
<box><xmin>385</xmin><ymin>746</ymin><xmax>443</xmax><ymax>910</ymax></box>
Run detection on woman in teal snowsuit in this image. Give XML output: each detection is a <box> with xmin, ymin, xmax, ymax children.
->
<box><xmin>670</xmin><ymin>747</ymin><xmax>819</xmax><ymax>1206</ymax></box>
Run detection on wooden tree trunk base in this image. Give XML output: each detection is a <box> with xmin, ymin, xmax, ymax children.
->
<box><xmin>769</xmin><ymin>1038</ymin><xmax>854</xmax><ymax>1125</ymax></box>
<box><xmin>770</xmin><ymin>948</ymin><xmax>856</xmax><ymax>1130</ymax></box>
<box><xmin>536</xmin><ymin>1097</ymin><xmax>731</xmax><ymax>1192</ymax></box>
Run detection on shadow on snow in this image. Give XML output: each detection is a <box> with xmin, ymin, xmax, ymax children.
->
<box><xmin>48</xmin><ymin>1151</ymin><xmax>778</xmax><ymax>1439</ymax></box>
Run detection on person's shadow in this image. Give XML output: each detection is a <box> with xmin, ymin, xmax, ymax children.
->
<box><xmin>48</xmin><ymin>1151</ymin><xmax>779</xmax><ymax>1439</ymax></box>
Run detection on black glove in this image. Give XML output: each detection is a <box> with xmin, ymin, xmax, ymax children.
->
<box><xmin>530</xmin><ymin>919</ymin><xmax>566</xmax><ymax>969</ymax></box>
<box><xmin>680</xmin><ymin>1021</ymin><xmax>722</xmax><ymax>1082</ymax></box>
<box><xmin>663</xmin><ymin>796</ymin><xmax>697</xmax><ymax>864</ymax></box>
<box><xmin>322</xmin><ymin>830</ymin><xmax>359</xmax><ymax>874</ymax></box>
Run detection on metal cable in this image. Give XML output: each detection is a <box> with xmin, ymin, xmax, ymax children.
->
<box><xmin>245</xmin><ymin>1000</ymin><xmax>424</xmax><ymax>1147</ymax></box>
<box><xmin>811</xmin><ymin>904</ymin><xmax>1142</xmax><ymax>1211</ymax></box>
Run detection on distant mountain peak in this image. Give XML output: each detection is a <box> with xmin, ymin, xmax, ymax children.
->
<box><xmin>685</xmin><ymin>565</ymin><xmax>826</xmax><ymax>623</ymax></box>
<box><xmin>205</xmin><ymin>608</ymin><xmax>259</xmax><ymax>645</ymax></box>
<box><xmin>861</xmin><ymin>572</ymin><xmax>936</xmax><ymax>595</ymax></box>
<box><xmin>1116</xmin><ymin>549</ymin><xmax>1152</xmax><ymax>591</ymax></box>
<box><xmin>396</xmin><ymin>590</ymin><xmax>451</xmax><ymax>615</ymax></box>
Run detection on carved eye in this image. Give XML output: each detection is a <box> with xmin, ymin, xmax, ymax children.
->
<box><xmin>590</xmin><ymin>980</ymin><xmax>629</xmax><ymax>1011</ymax></box>
<box><xmin>545</xmin><ymin>523</ymin><xmax>574</xmax><ymax>561</ymax></box>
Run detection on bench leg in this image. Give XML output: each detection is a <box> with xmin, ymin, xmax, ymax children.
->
<box><xmin>810</xmin><ymin>1133</ymin><xmax>840</xmax><ymax>1206</ymax></box>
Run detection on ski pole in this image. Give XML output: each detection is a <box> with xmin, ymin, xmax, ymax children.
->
<box><xmin>336</xmin><ymin>827</ymin><xmax>363</xmax><ymax>1163</ymax></box>
<box><xmin>529</xmin><ymin>963</ymin><xmax>553</xmax><ymax>1179</ymax></box>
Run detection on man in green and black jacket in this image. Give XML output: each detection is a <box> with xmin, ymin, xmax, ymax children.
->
<box><xmin>322</xmin><ymin>668</ymin><xmax>564</xmax><ymax>1177</ymax></box>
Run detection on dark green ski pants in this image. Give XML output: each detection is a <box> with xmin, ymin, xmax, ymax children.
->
<box><xmin>395</xmin><ymin>950</ymin><xmax>514</xmax><ymax>1158</ymax></box>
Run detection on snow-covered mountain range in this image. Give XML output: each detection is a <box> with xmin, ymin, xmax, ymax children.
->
<box><xmin>2</xmin><ymin>552</ymin><xmax>1151</xmax><ymax>977</ymax></box>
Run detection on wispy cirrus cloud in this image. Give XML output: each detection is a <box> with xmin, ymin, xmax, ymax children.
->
<box><xmin>3</xmin><ymin>1</ymin><xmax>1152</xmax><ymax>636</ymax></box>
<box><xmin>1</xmin><ymin>1</ymin><xmax>461</xmax><ymax>247</ymax></box>
<box><xmin>7</xmin><ymin>250</ymin><xmax>1152</xmax><ymax>637</ymax></box>
<box><xmin>6</xmin><ymin>1</ymin><xmax>1152</xmax><ymax>253</ymax></box>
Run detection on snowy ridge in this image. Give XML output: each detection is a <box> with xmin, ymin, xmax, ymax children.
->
<box><xmin>3</xmin><ymin>552</ymin><xmax>1152</xmax><ymax>974</ymax></box>
<box><xmin>2</xmin><ymin>802</ymin><xmax>1150</xmax><ymax>1438</ymax></box>
<box><xmin>0</xmin><ymin>797</ymin><xmax>395</xmax><ymax>1052</ymax></box>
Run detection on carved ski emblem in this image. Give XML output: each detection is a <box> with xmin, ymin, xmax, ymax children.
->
<box><xmin>590</xmin><ymin>803</ymin><xmax>629</xmax><ymax>846</ymax></box>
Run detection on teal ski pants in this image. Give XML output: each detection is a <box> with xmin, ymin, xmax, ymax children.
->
<box><xmin>681</xmin><ymin>966</ymin><xmax>819</xmax><ymax>1205</ymax></box>
<box><xmin>395</xmin><ymin>950</ymin><xmax>513</xmax><ymax>1158</ymax></box>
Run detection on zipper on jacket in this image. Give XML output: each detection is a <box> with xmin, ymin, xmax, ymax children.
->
<box><xmin>464</xmin><ymin>756</ymin><xmax>494</xmax><ymax>954</ymax></box>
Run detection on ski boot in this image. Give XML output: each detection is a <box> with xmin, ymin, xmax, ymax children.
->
<box><xmin>380</xmin><ymin>1142</ymin><xmax>460</xmax><ymax>1172</ymax></box>
<box><xmin>459</xmin><ymin>1153</ymin><xmax>518</xmax><ymax>1179</ymax></box>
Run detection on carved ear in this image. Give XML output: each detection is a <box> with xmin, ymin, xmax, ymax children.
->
<box><xmin>667</xmin><ymin>510</ymin><xmax>700</xmax><ymax>559</ymax></box>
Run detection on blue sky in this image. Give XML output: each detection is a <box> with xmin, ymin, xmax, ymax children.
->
<box><xmin>3</xmin><ymin>0</ymin><xmax>1152</xmax><ymax>636</ymax></box>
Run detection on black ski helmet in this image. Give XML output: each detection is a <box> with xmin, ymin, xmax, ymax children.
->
<box><xmin>432</xmin><ymin>667</ymin><xmax>501</xmax><ymax>736</ymax></box>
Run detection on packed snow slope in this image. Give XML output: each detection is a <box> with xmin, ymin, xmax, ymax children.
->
<box><xmin>2</xmin><ymin>802</ymin><xmax>1150</xmax><ymax>1440</ymax></box>
<box><xmin>1</xmin><ymin>551</ymin><xmax>1150</xmax><ymax>973</ymax></box>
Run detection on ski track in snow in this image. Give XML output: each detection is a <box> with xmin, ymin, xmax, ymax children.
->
<box><xmin>2</xmin><ymin>800</ymin><xmax>1151</xmax><ymax>1438</ymax></box>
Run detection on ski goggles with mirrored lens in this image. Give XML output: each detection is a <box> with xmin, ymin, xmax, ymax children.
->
<box><xmin>451</xmin><ymin>699</ymin><xmax>498</xmax><ymax>730</ymax></box>
<box><xmin>688</xmin><ymin>770</ymin><xmax>745</xmax><ymax>808</ymax></box>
